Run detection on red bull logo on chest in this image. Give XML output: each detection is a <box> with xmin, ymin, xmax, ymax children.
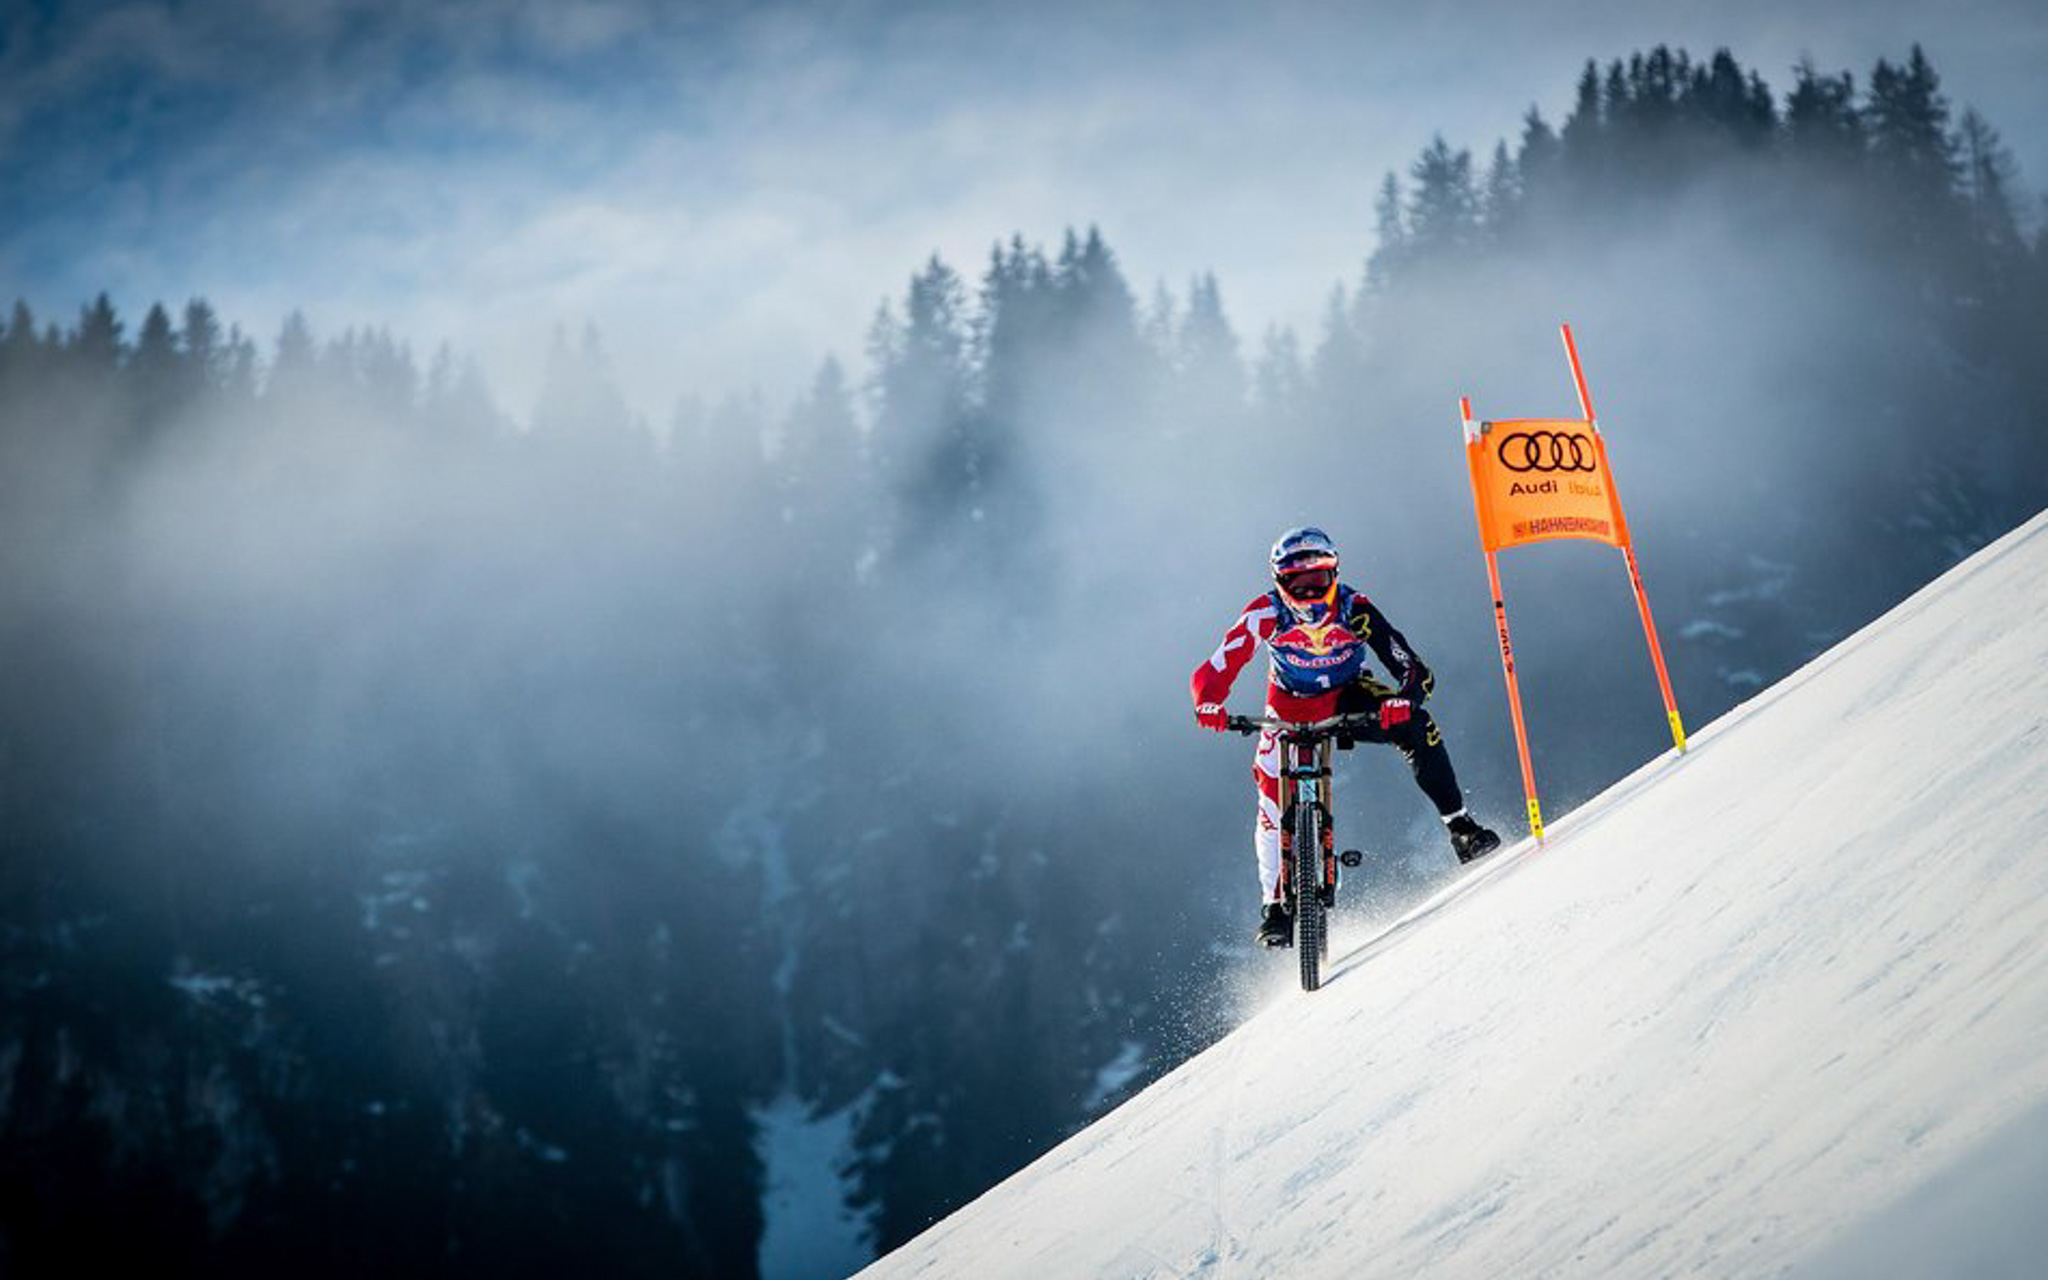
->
<box><xmin>1270</xmin><ymin>621</ymin><xmax>1367</xmax><ymax>690</ymax></box>
<box><xmin>1273</xmin><ymin>621</ymin><xmax>1356</xmax><ymax>661</ymax></box>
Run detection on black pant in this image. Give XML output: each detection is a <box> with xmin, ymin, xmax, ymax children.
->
<box><xmin>1337</xmin><ymin>683</ymin><xmax>1466</xmax><ymax>818</ymax></box>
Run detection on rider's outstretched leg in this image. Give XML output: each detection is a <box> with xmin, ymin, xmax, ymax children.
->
<box><xmin>1389</xmin><ymin>714</ymin><xmax>1501</xmax><ymax>862</ymax></box>
<box><xmin>1342</xmin><ymin>689</ymin><xmax>1501</xmax><ymax>863</ymax></box>
<box><xmin>1392</xmin><ymin>712</ymin><xmax>1507</xmax><ymax>864</ymax></box>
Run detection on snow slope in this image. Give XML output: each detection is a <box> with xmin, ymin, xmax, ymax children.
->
<box><xmin>856</xmin><ymin>510</ymin><xmax>2048</xmax><ymax>1280</ymax></box>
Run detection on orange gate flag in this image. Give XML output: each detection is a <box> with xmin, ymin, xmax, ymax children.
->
<box><xmin>1459</xmin><ymin>324</ymin><xmax>1687</xmax><ymax>846</ymax></box>
<box><xmin>1466</xmin><ymin>418</ymin><xmax>1630</xmax><ymax>553</ymax></box>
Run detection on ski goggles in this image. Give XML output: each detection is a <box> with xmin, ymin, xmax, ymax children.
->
<box><xmin>1277</xmin><ymin>565</ymin><xmax>1335</xmax><ymax>598</ymax></box>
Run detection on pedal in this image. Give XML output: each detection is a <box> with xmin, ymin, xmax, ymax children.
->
<box><xmin>1339</xmin><ymin>849</ymin><xmax>1364</xmax><ymax>868</ymax></box>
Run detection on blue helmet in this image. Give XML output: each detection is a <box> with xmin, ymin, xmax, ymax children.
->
<box><xmin>1270</xmin><ymin>526</ymin><xmax>1340</xmax><ymax>614</ymax></box>
<box><xmin>1270</xmin><ymin>526</ymin><xmax>1338</xmax><ymax>578</ymax></box>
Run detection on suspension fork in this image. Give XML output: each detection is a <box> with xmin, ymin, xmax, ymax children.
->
<box><xmin>1278</xmin><ymin>738</ymin><xmax>1335</xmax><ymax>896</ymax></box>
<box><xmin>1314</xmin><ymin>739</ymin><xmax>1335</xmax><ymax>895</ymax></box>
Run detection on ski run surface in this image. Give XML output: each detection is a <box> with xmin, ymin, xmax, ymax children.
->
<box><xmin>856</xmin><ymin>510</ymin><xmax>2048</xmax><ymax>1280</ymax></box>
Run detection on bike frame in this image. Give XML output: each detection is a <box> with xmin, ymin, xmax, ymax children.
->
<box><xmin>1228</xmin><ymin>713</ymin><xmax>1375</xmax><ymax>990</ymax></box>
<box><xmin>1277</xmin><ymin>734</ymin><xmax>1335</xmax><ymax>914</ymax></box>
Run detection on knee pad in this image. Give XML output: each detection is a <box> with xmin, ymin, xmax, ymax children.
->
<box><xmin>1394</xmin><ymin>712</ymin><xmax>1443</xmax><ymax>749</ymax></box>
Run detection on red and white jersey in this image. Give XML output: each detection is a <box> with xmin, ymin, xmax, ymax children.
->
<box><xmin>1190</xmin><ymin>585</ymin><xmax>1432</xmax><ymax>723</ymax></box>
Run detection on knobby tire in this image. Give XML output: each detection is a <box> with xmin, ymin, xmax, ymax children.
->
<box><xmin>1293</xmin><ymin>798</ymin><xmax>1324</xmax><ymax>992</ymax></box>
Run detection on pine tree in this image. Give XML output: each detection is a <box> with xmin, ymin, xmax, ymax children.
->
<box><xmin>1957</xmin><ymin>108</ymin><xmax>2023</xmax><ymax>262</ymax></box>
<box><xmin>356</xmin><ymin>327</ymin><xmax>420</xmax><ymax>423</ymax></box>
<box><xmin>1785</xmin><ymin>59</ymin><xmax>1863</xmax><ymax>166</ymax></box>
<box><xmin>221</xmin><ymin>326</ymin><xmax>260</xmax><ymax>403</ymax></box>
<box><xmin>1633</xmin><ymin>45</ymin><xmax>1686</xmax><ymax>132</ymax></box>
<box><xmin>1480</xmin><ymin>140</ymin><xmax>1520</xmax><ymax>241</ymax></box>
<box><xmin>128</xmin><ymin>302</ymin><xmax>182</xmax><ymax>437</ymax></box>
<box><xmin>1865</xmin><ymin>45</ymin><xmax>1962</xmax><ymax>250</ymax></box>
<box><xmin>1140</xmin><ymin>281</ymin><xmax>1177</xmax><ymax>367</ymax></box>
<box><xmin>180</xmin><ymin>299</ymin><xmax>225</xmax><ymax>396</ymax></box>
<box><xmin>1405</xmin><ymin>135</ymin><xmax>1480</xmax><ymax>261</ymax></box>
<box><xmin>899</xmin><ymin>257</ymin><xmax>969</xmax><ymax>425</ymax></box>
<box><xmin>1057</xmin><ymin>226</ymin><xmax>1139</xmax><ymax>330</ymax></box>
<box><xmin>872</xmin><ymin>256</ymin><xmax>973</xmax><ymax>521</ymax></box>
<box><xmin>268</xmin><ymin>311</ymin><xmax>319</xmax><ymax>404</ymax></box>
<box><xmin>976</xmin><ymin>236</ymin><xmax>1055</xmax><ymax>430</ymax></box>
<box><xmin>777</xmin><ymin>356</ymin><xmax>869</xmax><ymax>582</ymax></box>
<box><xmin>1175</xmin><ymin>272</ymin><xmax>1244</xmax><ymax>413</ymax></box>
<box><xmin>1364</xmin><ymin>172</ymin><xmax>1408</xmax><ymax>292</ymax></box>
<box><xmin>1514</xmin><ymin>107</ymin><xmax>1562</xmax><ymax>221</ymax></box>
<box><xmin>1689</xmin><ymin>50</ymin><xmax>1747</xmax><ymax>137</ymax></box>
<box><xmin>70</xmin><ymin>293</ymin><xmax>124</xmax><ymax>372</ymax></box>
<box><xmin>1</xmin><ymin>299</ymin><xmax>42</xmax><ymax>388</ymax></box>
<box><xmin>1740</xmin><ymin>68</ymin><xmax>1777</xmax><ymax>144</ymax></box>
<box><xmin>1559</xmin><ymin>61</ymin><xmax>1606</xmax><ymax>189</ymax></box>
<box><xmin>1050</xmin><ymin>225</ymin><xmax>1145</xmax><ymax>423</ymax></box>
<box><xmin>777</xmin><ymin>356</ymin><xmax>860</xmax><ymax>492</ymax></box>
<box><xmin>1603</xmin><ymin>58</ymin><xmax>1630</xmax><ymax>141</ymax></box>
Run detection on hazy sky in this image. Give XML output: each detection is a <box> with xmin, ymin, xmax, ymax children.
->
<box><xmin>4</xmin><ymin>0</ymin><xmax>2043</xmax><ymax>418</ymax></box>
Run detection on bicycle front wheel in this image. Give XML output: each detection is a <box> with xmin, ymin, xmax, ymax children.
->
<box><xmin>1293</xmin><ymin>798</ymin><xmax>1325</xmax><ymax>992</ymax></box>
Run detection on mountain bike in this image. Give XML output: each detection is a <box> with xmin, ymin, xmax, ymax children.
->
<box><xmin>1226</xmin><ymin>713</ymin><xmax>1372</xmax><ymax>992</ymax></box>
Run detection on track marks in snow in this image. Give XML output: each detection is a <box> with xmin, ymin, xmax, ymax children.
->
<box><xmin>1320</xmin><ymin>832</ymin><xmax>1548</xmax><ymax>987</ymax></box>
<box><xmin>1202</xmin><ymin>1049</ymin><xmax>1243</xmax><ymax>1277</ymax></box>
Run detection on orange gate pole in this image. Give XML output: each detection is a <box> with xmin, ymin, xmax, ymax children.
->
<box><xmin>1484</xmin><ymin>546</ymin><xmax>1545</xmax><ymax>843</ymax></box>
<box><xmin>1560</xmin><ymin>325</ymin><xmax>1688</xmax><ymax>753</ymax></box>
<box><xmin>1463</xmin><ymin>397</ymin><xmax>1545</xmax><ymax>842</ymax></box>
<box><xmin>1622</xmin><ymin>542</ymin><xmax>1685</xmax><ymax>751</ymax></box>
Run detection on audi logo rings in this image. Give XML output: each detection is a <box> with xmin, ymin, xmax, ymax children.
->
<box><xmin>1498</xmin><ymin>430</ymin><xmax>1597</xmax><ymax>473</ymax></box>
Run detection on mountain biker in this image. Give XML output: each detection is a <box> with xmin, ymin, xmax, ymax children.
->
<box><xmin>1192</xmin><ymin>526</ymin><xmax>1502</xmax><ymax>946</ymax></box>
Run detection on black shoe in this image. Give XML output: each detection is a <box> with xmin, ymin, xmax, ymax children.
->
<box><xmin>1255</xmin><ymin>901</ymin><xmax>1294</xmax><ymax>948</ymax></box>
<box><xmin>1448</xmin><ymin>814</ymin><xmax>1501</xmax><ymax>864</ymax></box>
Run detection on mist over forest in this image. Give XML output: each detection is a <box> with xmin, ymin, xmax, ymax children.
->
<box><xmin>4</xmin><ymin>42</ymin><xmax>2045</xmax><ymax>1279</ymax></box>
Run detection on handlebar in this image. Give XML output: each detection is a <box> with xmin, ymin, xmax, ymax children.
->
<box><xmin>1224</xmin><ymin>712</ymin><xmax>1381</xmax><ymax>739</ymax></box>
